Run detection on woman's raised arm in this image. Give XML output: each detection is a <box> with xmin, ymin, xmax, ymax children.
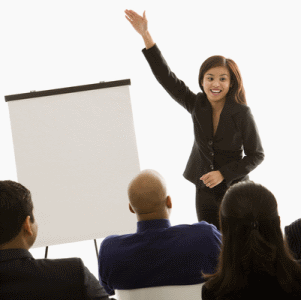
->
<box><xmin>125</xmin><ymin>10</ymin><xmax>155</xmax><ymax>49</ymax></box>
<box><xmin>125</xmin><ymin>9</ymin><xmax>197</xmax><ymax>113</ymax></box>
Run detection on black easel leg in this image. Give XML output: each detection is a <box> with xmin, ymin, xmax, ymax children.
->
<box><xmin>94</xmin><ymin>239</ymin><xmax>98</xmax><ymax>260</ymax></box>
<box><xmin>45</xmin><ymin>246</ymin><xmax>48</xmax><ymax>259</ymax></box>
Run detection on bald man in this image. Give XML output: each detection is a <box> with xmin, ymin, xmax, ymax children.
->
<box><xmin>98</xmin><ymin>170</ymin><xmax>221</xmax><ymax>296</ymax></box>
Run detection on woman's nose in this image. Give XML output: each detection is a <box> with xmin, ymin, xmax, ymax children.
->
<box><xmin>212</xmin><ymin>81</ymin><xmax>220</xmax><ymax>87</ymax></box>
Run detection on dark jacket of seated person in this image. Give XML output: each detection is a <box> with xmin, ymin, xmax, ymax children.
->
<box><xmin>201</xmin><ymin>181</ymin><xmax>301</xmax><ymax>300</ymax></box>
<box><xmin>0</xmin><ymin>180</ymin><xmax>114</xmax><ymax>300</ymax></box>
<box><xmin>98</xmin><ymin>169</ymin><xmax>222</xmax><ymax>296</ymax></box>
<box><xmin>285</xmin><ymin>218</ymin><xmax>301</xmax><ymax>261</ymax></box>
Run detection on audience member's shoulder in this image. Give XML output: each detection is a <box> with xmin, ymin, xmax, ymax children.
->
<box><xmin>100</xmin><ymin>234</ymin><xmax>132</xmax><ymax>249</ymax></box>
<box><xmin>172</xmin><ymin>221</ymin><xmax>220</xmax><ymax>236</ymax></box>
<box><xmin>101</xmin><ymin>234</ymin><xmax>122</xmax><ymax>245</ymax></box>
<box><xmin>192</xmin><ymin>221</ymin><xmax>220</xmax><ymax>235</ymax></box>
<box><xmin>36</xmin><ymin>256</ymin><xmax>86</xmax><ymax>275</ymax></box>
<box><xmin>41</xmin><ymin>256</ymin><xmax>83</xmax><ymax>266</ymax></box>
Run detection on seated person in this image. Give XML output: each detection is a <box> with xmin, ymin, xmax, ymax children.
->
<box><xmin>98</xmin><ymin>169</ymin><xmax>222</xmax><ymax>296</ymax></box>
<box><xmin>0</xmin><ymin>180</ymin><xmax>114</xmax><ymax>300</ymax></box>
<box><xmin>285</xmin><ymin>218</ymin><xmax>301</xmax><ymax>262</ymax></box>
<box><xmin>202</xmin><ymin>181</ymin><xmax>301</xmax><ymax>299</ymax></box>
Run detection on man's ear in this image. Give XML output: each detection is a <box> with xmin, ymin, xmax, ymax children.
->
<box><xmin>23</xmin><ymin>216</ymin><xmax>34</xmax><ymax>236</ymax></box>
<box><xmin>166</xmin><ymin>196</ymin><xmax>172</xmax><ymax>209</ymax></box>
<box><xmin>129</xmin><ymin>203</ymin><xmax>135</xmax><ymax>214</ymax></box>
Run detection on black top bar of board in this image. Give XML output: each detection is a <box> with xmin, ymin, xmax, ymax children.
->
<box><xmin>5</xmin><ymin>79</ymin><xmax>131</xmax><ymax>102</ymax></box>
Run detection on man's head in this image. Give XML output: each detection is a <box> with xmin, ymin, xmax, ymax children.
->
<box><xmin>0</xmin><ymin>180</ymin><xmax>38</xmax><ymax>250</ymax></box>
<box><xmin>127</xmin><ymin>169</ymin><xmax>172</xmax><ymax>221</ymax></box>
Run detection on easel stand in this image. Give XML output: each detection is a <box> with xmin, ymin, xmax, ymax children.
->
<box><xmin>44</xmin><ymin>239</ymin><xmax>99</xmax><ymax>259</ymax></box>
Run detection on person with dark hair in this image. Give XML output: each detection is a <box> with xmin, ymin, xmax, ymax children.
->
<box><xmin>124</xmin><ymin>10</ymin><xmax>264</xmax><ymax>229</ymax></box>
<box><xmin>201</xmin><ymin>181</ymin><xmax>301</xmax><ymax>299</ymax></box>
<box><xmin>285</xmin><ymin>218</ymin><xmax>301</xmax><ymax>261</ymax></box>
<box><xmin>0</xmin><ymin>180</ymin><xmax>114</xmax><ymax>300</ymax></box>
<box><xmin>98</xmin><ymin>169</ymin><xmax>221</xmax><ymax>296</ymax></box>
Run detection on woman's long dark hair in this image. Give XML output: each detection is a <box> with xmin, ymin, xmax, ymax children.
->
<box><xmin>199</xmin><ymin>55</ymin><xmax>247</xmax><ymax>105</ymax></box>
<box><xmin>203</xmin><ymin>181</ymin><xmax>301</xmax><ymax>298</ymax></box>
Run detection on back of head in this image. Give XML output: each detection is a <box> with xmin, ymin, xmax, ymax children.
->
<box><xmin>0</xmin><ymin>180</ymin><xmax>34</xmax><ymax>246</ymax></box>
<box><xmin>204</xmin><ymin>181</ymin><xmax>301</xmax><ymax>296</ymax></box>
<box><xmin>285</xmin><ymin>218</ymin><xmax>301</xmax><ymax>260</ymax></box>
<box><xmin>127</xmin><ymin>169</ymin><xmax>169</xmax><ymax>220</ymax></box>
<box><xmin>220</xmin><ymin>181</ymin><xmax>280</xmax><ymax>276</ymax></box>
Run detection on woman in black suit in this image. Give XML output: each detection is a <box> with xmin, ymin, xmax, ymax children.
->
<box><xmin>125</xmin><ymin>10</ymin><xmax>264</xmax><ymax>230</ymax></box>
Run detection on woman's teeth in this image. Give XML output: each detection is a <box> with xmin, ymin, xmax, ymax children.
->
<box><xmin>211</xmin><ymin>90</ymin><xmax>221</xmax><ymax>94</ymax></box>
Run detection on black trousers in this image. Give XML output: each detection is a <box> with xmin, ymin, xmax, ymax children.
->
<box><xmin>195</xmin><ymin>183</ymin><xmax>228</xmax><ymax>231</ymax></box>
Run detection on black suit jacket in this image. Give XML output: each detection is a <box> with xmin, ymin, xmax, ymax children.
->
<box><xmin>142</xmin><ymin>44</ymin><xmax>264</xmax><ymax>190</ymax></box>
<box><xmin>0</xmin><ymin>249</ymin><xmax>114</xmax><ymax>300</ymax></box>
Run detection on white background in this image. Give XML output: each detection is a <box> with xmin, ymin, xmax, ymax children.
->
<box><xmin>1</xmin><ymin>0</ymin><xmax>300</xmax><ymax>279</ymax></box>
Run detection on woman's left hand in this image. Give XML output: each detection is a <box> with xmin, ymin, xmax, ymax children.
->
<box><xmin>200</xmin><ymin>171</ymin><xmax>224</xmax><ymax>188</ymax></box>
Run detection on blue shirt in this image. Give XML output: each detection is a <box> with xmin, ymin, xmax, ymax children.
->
<box><xmin>98</xmin><ymin>219</ymin><xmax>221</xmax><ymax>295</ymax></box>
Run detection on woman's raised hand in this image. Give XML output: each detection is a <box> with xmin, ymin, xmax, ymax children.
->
<box><xmin>125</xmin><ymin>10</ymin><xmax>148</xmax><ymax>36</ymax></box>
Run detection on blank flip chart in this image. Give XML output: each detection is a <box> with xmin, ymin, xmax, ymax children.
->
<box><xmin>5</xmin><ymin>79</ymin><xmax>139</xmax><ymax>248</ymax></box>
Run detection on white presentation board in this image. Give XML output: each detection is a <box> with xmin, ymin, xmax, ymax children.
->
<box><xmin>5</xmin><ymin>79</ymin><xmax>139</xmax><ymax>248</ymax></box>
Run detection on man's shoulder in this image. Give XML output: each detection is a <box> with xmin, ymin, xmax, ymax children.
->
<box><xmin>100</xmin><ymin>233</ymin><xmax>135</xmax><ymax>252</ymax></box>
<box><xmin>171</xmin><ymin>221</ymin><xmax>220</xmax><ymax>235</ymax></box>
<box><xmin>35</xmin><ymin>256</ymin><xmax>85</xmax><ymax>273</ymax></box>
<box><xmin>99</xmin><ymin>221</ymin><xmax>221</xmax><ymax>255</ymax></box>
<box><xmin>101</xmin><ymin>221</ymin><xmax>220</xmax><ymax>240</ymax></box>
<box><xmin>171</xmin><ymin>220</ymin><xmax>217</xmax><ymax>230</ymax></box>
<box><xmin>101</xmin><ymin>233</ymin><xmax>132</xmax><ymax>244</ymax></box>
<box><xmin>0</xmin><ymin>249</ymin><xmax>84</xmax><ymax>272</ymax></box>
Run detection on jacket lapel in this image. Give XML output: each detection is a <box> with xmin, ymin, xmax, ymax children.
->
<box><xmin>195</xmin><ymin>95</ymin><xmax>213</xmax><ymax>141</ymax></box>
<box><xmin>215</xmin><ymin>97</ymin><xmax>241</xmax><ymax>141</ymax></box>
<box><xmin>195</xmin><ymin>94</ymin><xmax>241</xmax><ymax>142</ymax></box>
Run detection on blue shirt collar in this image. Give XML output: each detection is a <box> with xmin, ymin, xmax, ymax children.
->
<box><xmin>137</xmin><ymin>219</ymin><xmax>171</xmax><ymax>233</ymax></box>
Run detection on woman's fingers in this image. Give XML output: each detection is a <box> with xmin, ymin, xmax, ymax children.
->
<box><xmin>205</xmin><ymin>178</ymin><xmax>215</xmax><ymax>188</ymax></box>
<box><xmin>200</xmin><ymin>173</ymin><xmax>214</xmax><ymax>187</ymax></box>
<box><xmin>125</xmin><ymin>15</ymin><xmax>132</xmax><ymax>23</ymax></box>
<box><xmin>125</xmin><ymin>10</ymin><xmax>133</xmax><ymax>21</ymax></box>
<box><xmin>124</xmin><ymin>10</ymin><xmax>133</xmax><ymax>21</ymax></box>
<box><xmin>129</xmin><ymin>10</ymin><xmax>141</xmax><ymax>18</ymax></box>
<box><xmin>125</xmin><ymin>9</ymin><xmax>141</xmax><ymax>21</ymax></box>
<box><xmin>201</xmin><ymin>174</ymin><xmax>209</xmax><ymax>182</ymax></box>
<box><xmin>125</xmin><ymin>9</ymin><xmax>148</xmax><ymax>36</ymax></box>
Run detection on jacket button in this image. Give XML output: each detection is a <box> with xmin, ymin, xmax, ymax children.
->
<box><xmin>208</xmin><ymin>140</ymin><xmax>213</xmax><ymax>145</ymax></box>
<box><xmin>210</xmin><ymin>164</ymin><xmax>214</xmax><ymax>170</ymax></box>
<box><xmin>210</xmin><ymin>152</ymin><xmax>214</xmax><ymax>156</ymax></box>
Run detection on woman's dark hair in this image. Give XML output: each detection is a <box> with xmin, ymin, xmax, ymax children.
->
<box><xmin>285</xmin><ymin>218</ymin><xmax>301</xmax><ymax>260</ymax></box>
<box><xmin>199</xmin><ymin>55</ymin><xmax>247</xmax><ymax>105</ymax></box>
<box><xmin>203</xmin><ymin>181</ymin><xmax>301</xmax><ymax>298</ymax></box>
<box><xmin>0</xmin><ymin>180</ymin><xmax>34</xmax><ymax>245</ymax></box>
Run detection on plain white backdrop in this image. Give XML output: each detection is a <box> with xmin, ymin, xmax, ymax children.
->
<box><xmin>1</xmin><ymin>0</ymin><xmax>300</xmax><ymax>279</ymax></box>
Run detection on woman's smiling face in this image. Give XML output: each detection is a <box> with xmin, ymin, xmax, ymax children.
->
<box><xmin>201</xmin><ymin>66</ymin><xmax>231</xmax><ymax>104</ymax></box>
